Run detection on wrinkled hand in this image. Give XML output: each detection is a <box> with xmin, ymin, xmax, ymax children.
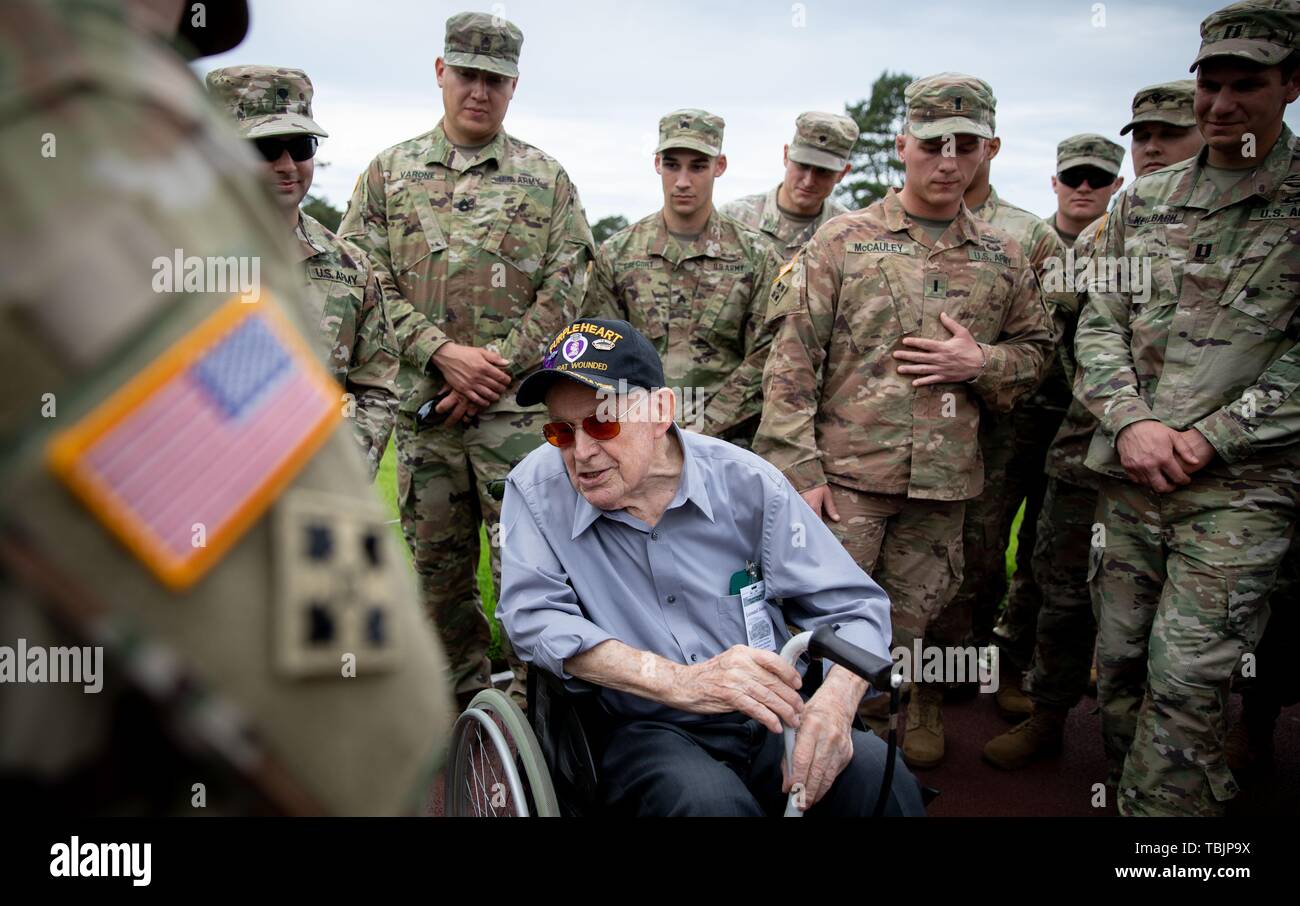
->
<box><xmin>431</xmin><ymin>342</ymin><xmax>511</xmax><ymax>407</ymax></box>
<box><xmin>892</xmin><ymin>312</ymin><xmax>985</xmax><ymax>385</ymax></box>
<box><xmin>433</xmin><ymin>389</ymin><xmax>481</xmax><ymax>426</ymax></box>
<box><xmin>783</xmin><ymin>670</ymin><xmax>859</xmax><ymax>810</ymax></box>
<box><xmin>801</xmin><ymin>486</ymin><xmax>840</xmax><ymax>524</ymax></box>
<box><xmin>1116</xmin><ymin>421</ymin><xmax>1212</xmax><ymax>493</ymax></box>
<box><xmin>672</xmin><ymin>645</ymin><xmax>803</xmax><ymax>735</ymax></box>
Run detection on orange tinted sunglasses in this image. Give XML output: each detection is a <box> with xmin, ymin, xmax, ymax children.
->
<box><xmin>543</xmin><ymin>416</ymin><xmax>621</xmax><ymax>447</ymax></box>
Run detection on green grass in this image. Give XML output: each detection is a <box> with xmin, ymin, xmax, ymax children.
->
<box><xmin>375</xmin><ymin>439</ymin><xmax>502</xmax><ymax>659</ymax></box>
<box><xmin>1006</xmin><ymin>501</ymin><xmax>1025</xmax><ymax>584</ymax></box>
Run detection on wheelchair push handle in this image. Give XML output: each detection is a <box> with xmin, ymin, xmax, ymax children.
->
<box><xmin>807</xmin><ymin>623</ymin><xmax>899</xmax><ymax>691</ymax></box>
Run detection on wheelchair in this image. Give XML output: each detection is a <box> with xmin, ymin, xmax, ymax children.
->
<box><xmin>444</xmin><ymin>624</ymin><xmax>919</xmax><ymax>817</ymax></box>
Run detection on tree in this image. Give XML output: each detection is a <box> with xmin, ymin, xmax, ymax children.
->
<box><xmin>591</xmin><ymin>215</ymin><xmax>628</xmax><ymax>244</ymax></box>
<box><xmin>836</xmin><ymin>70</ymin><xmax>913</xmax><ymax>210</ymax></box>
<box><xmin>302</xmin><ymin>193</ymin><xmax>344</xmax><ymax>232</ymax></box>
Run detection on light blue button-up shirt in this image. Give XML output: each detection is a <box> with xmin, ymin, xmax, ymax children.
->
<box><xmin>498</xmin><ymin>425</ymin><xmax>893</xmax><ymax>722</ymax></box>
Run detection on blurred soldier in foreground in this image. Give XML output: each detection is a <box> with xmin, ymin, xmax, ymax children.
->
<box><xmin>985</xmin><ymin>80</ymin><xmax>1203</xmax><ymax>770</ymax></box>
<box><xmin>206</xmin><ymin>65</ymin><xmax>401</xmax><ymax>480</ymax></box>
<box><xmin>0</xmin><ymin>0</ymin><xmax>451</xmax><ymax>815</ymax></box>
<box><xmin>584</xmin><ymin>109</ymin><xmax>780</xmax><ymax>446</ymax></box>
<box><xmin>340</xmin><ymin>12</ymin><xmax>596</xmax><ymax>708</ymax></box>
<box><xmin>925</xmin><ymin>79</ymin><xmax>1067</xmax><ymax>728</ymax></box>
<box><xmin>754</xmin><ymin>73</ymin><xmax>1053</xmax><ymax>770</ymax></box>
<box><xmin>1075</xmin><ymin>0</ymin><xmax>1300</xmax><ymax>816</ymax></box>
<box><xmin>721</xmin><ymin>112</ymin><xmax>858</xmax><ymax>261</ymax></box>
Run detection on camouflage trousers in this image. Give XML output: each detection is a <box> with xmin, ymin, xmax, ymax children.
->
<box><xmin>1092</xmin><ymin>475</ymin><xmax>1298</xmax><ymax>817</ymax></box>
<box><xmin>1022</xmin><ymin>476</ymin><xmax>1098</xmax><ymax>710</ymax></box>
<box><xmin>826</xmin><ymin>485</ymin><xmax>965</xmax><ymax>655</ymax></box>
<box><xmin>928</xmin><ymin>403</ymin><xmax>1061</xmax><ymax>660</ymax></box>
<box><xmin>395</xmin><ymin>404</ymin><xmax>547</xmax><ymax>698</ymax></box>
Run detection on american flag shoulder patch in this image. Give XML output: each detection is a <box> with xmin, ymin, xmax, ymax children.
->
<box><xmin>47</xmin><ymin>295</ymin><xmax>342</xmax><ymax>590</ymax></box>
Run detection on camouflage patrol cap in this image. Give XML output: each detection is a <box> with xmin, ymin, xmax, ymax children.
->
<box><xmin>1057</xmin><ymin>133</ymin><xmax>1126</xmax><ymax>175</ymax></box>
<box><xmin>904</xmin><ymin>73</ymin><xmax>996</xmax><ymax>140</ymax></box>
<box><xmin>1120</xmin><ymin>80</ymin><xmax>1198</xmax><ymax>135</ymax></box>
<box><xmin>1190</xmin><ymin>0</ymin><xmax>1300</xmax><ymax>71</ymax></box>
<box><xmin>205</xmin><ymin>66</ymin><xmax>328</xmax><ymax>139</ymax></box>
<box><xmin>443</xmin><ymin>11</ymin><xmax>524</xmax><ymax>78</ymax></box>
<box><xmin>656</xmin><ymin>108</ymin><xmax>725</xmax><ymax>157</ymax></box>
<box><xmin>788</xmin><ymin>112</ymin><xmax>859</xmax><ymax>171</ymax></box>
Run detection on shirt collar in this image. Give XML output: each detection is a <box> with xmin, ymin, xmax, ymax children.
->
<box><xmin>649</xmin><ymin>209</ymin><xmax>737</xmax><ymax>265</ymax></box>
<box><xmin>969</xmin><ymin>184</ymin><xmax>1000</xmax><ymax>220</ymax></box>
<box><xmin>294</xmin><ymin>212</ymin><xmax>329</xmax><ymax>262</ymax></box>
<box><xmin>569</xmin><ymin>423</ymin><xmax>714</xmax><ymax>539</ymax></box>
<box><xmin>1171</xmin><ymin>125</ymin><xmax>1297</xmax><ymax>212</ymax></box>
<box><xmin>758</xmin><ymin>184</ymin><xmax>785</xmax><ymax>235</ymax></box>
<box><xmin>426</xmin><ymin>120</ymin><xmax>509</xmax><ymax>173</ymax></box>
<box><xmin>882</xmin><ymin>187</ymin><xmax>981</xmax><ymax>250</ymax></box>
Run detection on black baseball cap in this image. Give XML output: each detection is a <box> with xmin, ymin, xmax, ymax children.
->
<box><xmin>516</xmin><ymin>319</ymin><xmax>667</xmax><ymax>408</ymax></box>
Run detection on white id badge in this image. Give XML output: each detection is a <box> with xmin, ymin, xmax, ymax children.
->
<box><xmin>739</xmin><ymin>580</ymin><xmax>777</xmax><ymax>652</ymax></box>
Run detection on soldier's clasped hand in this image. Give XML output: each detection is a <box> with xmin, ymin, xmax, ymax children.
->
<box><xmin>432</xmin><ymin>389</ymin><xmax>482</xmax><ymax>426</ymax></box>
<box><xmin>431</xmin><ymin>342</ymin><xmax>512</xmax><ymax>407</ymax></box>
<box><xmin>892</xmin><ymin>312</ymin><xmax>987</xmax><ymax>385</ymax></box>
<box><xmin>1116</xmin><ymin>420</ymin><xmax>1216</xmax><ymax>493</ymax></box>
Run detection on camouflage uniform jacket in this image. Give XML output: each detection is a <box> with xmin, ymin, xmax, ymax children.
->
<box><xmin>754</xmin><ymin>188</ymin><xmax>1053</xmax><ymax>500</ymax></box>
<box><xmin>1046</xmin><ymin>215</ymin><xmax>1108</xmax><ymax>488</ymax></box>
<box><xmin>583</xmin><ymin>209</ymin><xmax>781</xmax><ymax>437</ymax></box>
<box><xmin>971</xmin><ymin>185</ymin><xmax>1071</xmax><ymax>413</ymax></box>
<box><xmin>338</xmin><ymin>121</ymin><xmax>595</xmax><ymax>413</ymax></box>
<box><xmin>1076</xmin><ymin>129</ymin><xmax>1300</xmax><ymax>483</ymax></box>
<box><xmin>720</xmin><ymin>184</ymin><xmax>849</xmax><ymax>261</ymax></box>
<box><xmin>297</xmin><ymin>211</ymin><xmax>399</xmax><ymax>478</ymax></box>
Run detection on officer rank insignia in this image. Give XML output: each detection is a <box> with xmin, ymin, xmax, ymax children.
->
<box><xmin>273</xmin><ymin>489</ymin><xmax>400</xmax><ymax>678</ymax></box>
<box><xmin>46</xmin><ymin>295</ymin><xmax>341</xmax><ymax>590</ymax></box>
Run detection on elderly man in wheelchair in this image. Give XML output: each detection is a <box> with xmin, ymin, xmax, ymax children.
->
<box><xmin>445</xmin><ymin>318</ymin><xmax>925</xmax><ymax>817</ymax></box>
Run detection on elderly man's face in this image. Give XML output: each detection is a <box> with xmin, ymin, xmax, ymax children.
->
<box><xmin>545</xmin><ymin>381</ymin><xmax>672</xmax><ymax>511</ymax></box>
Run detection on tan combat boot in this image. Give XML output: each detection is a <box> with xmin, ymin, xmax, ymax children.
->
<box><xmin>995</xmin><ymin>666</ymin><xmax>1032</xmax><ymax>722</ymax></box>
<box><xmin>982</xmin><ymin>704</ymin><xmax>1067</xmax><ymax>769</ymax></box>
<box><xmin>903</xmin><ymin>684</ymin><xmax>945</xmax><ymax>769</ymax></box>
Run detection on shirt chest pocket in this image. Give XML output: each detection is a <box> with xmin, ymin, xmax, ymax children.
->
<box><xmin>389</xmin><ymin>184</ymin><xmax>449</xmax><ymax>276</ymax></box>
<box><xmin>694</xmin><ymin>264</ymin><xmax>752</xmax><ymax>350</ymax></box>
<box><xmin>1122</xmin><ymin>223</ymin><xmax>1180</xmax><ymax>326</ymax></box>
<box><xmin>617</xmin><ymin>265</ymin><xmax>670</xmax><ymax>344</ymax></box>
<box><xmin>842</xmin><ymin>253</ymin><xmax>914</xmax><ymax>352</ymax></box>
<box><xmin>1218</xmin><ymin>221</ymin><xmax>1299</xmax><ymax>334</ymax></box>
<box><xmin>483</xmin><ymin>187</ymin><xmax>552</xmax><ymax>283</ymax></box>
<box><xmin>950</xmin><ymin>260</ymin><xmax>1007</xmax><ymax>343</ymax></box>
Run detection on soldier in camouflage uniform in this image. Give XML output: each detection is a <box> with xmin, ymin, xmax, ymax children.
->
<box><xmin>1047</xmin><ymin>134</ymin><xmax>1126</xmax><ymax>245</ymax></box>
<box><xmin>754</xmin><ymin>74</ymin><xmax>1054</xmax><ymax>770</ymax></box>
<box><xmin>206</xmin><ymin>65</ymin><xmax>400</xmax><ymax>480</ymax></box>
<box><xmin>1075</xmin><ymin>0</ymin><xmax>1300</xmax><ymax>816</ymax></box>
<box><xmin>985</xmin><ymin>82</ymin><xmax>1205</xmax><ymax>770</ymax></box>
<box><xmin>583</xmin><ymin>110</ymin><xmax>781</xmax><ymax>445</ymax></box>
<box><xmin>0</xmin><ymin>0</ymin><xmax>451</xmax><ymax>816</ymax></box>
<box><xmin>923</xmin><ymin>79</ymin><xmax>1066</xmax><ymax>726</ymax></box>
<box><xmin>339</xmin><ymin>12</ymin><xmax>595</xmax><ymax>706</ymax></box>
<box><xmin>1124</xmin><ymin>80</ymin><xmax>1207</xmax><ymax>178</ymax></box>
<box><xmin>971</xmin><ymin>136</ymin><xmax>1126</xmax><ymax>719</ymax></box>
<box><xmin>720</xmin><ymin>112</ymin><xmax>858</xmax><ymax>262</ymax></box>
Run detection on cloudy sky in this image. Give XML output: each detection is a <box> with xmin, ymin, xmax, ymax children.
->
<box><xmin>203</xmin><ymin>0</ymin><xmax>1300</xmax><ymax>224</ymax></box>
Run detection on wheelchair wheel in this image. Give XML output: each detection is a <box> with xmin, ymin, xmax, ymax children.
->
<box><xmin>445</xmin><ymin>688</ymin><xmax>559</xmax><ymax>817</ymax></box>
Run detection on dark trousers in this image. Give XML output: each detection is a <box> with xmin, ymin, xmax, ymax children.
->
<box><xmin>597</xmin><ymin>714</ymin><xmax>926</xmax><ymax>817</ymax></box>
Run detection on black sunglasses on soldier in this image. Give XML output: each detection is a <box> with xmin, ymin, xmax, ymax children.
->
<box><xmin>1058</xmin><ymin>166</ymin><xmax>1116</xmax><ymax>190</ymax></box>
<box><xmin>252</xmin><ymin>135</ymin><xmax>318</xmax><ymax>163</ymax></box>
